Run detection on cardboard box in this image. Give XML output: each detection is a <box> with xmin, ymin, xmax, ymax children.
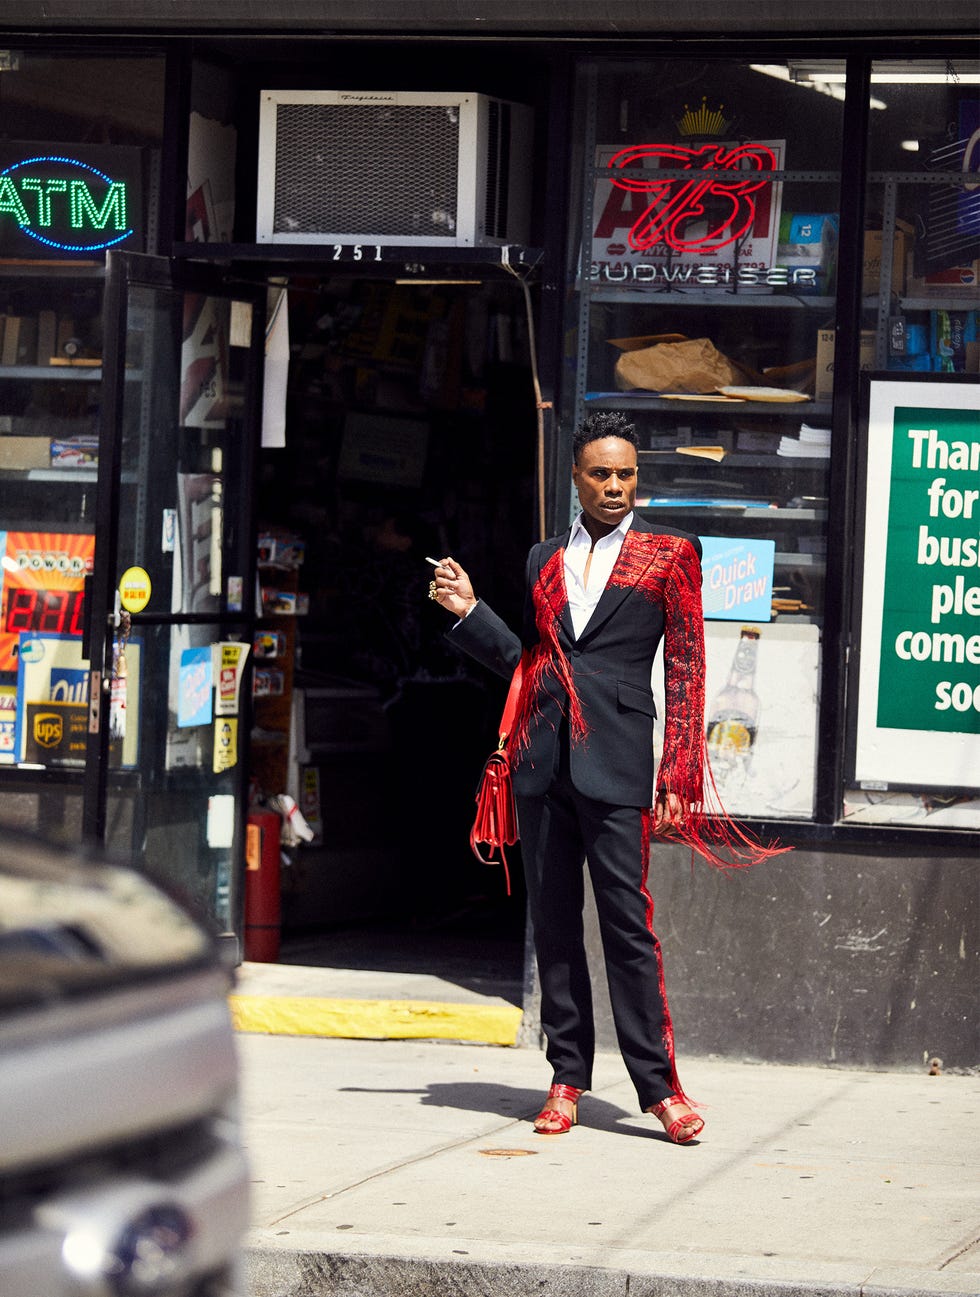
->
<box><xmin>1</xmin><ymin>316</ymin><xmax>24</xmax><ymax>366</ymax></box>
<box><xmin>778</xmin><ymin>212</ymin><xmax>839</xmax><ymax>294</ymax></box>
<box><xmin>36</xmin><ymin>309</ymin><xmax>57</xmax><ymax>365</ymax></box>
<box><xmin>815</xmin><ymin>329</ymin><xmax>876</xmax><ymax>400</ymax></box>
<box><xmin>50</xmin><ymin>438</ymin><xmax>99</xmax><ymax>467</ymax></box>
<box><xmin>863</xmin><ymin>228</ymin><xmax>910</xmax><ymax>295</ymax></box>
<box><xmin>0</xmin><ymin>436</ymin><xmax>52</xmax><ymax>469</ymax></box>
<box><xmin>906</xmin><ymin>260</ymin><xmax>980</xmax><ymax>295</ymax></box>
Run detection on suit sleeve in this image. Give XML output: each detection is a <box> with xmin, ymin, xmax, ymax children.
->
<box><xmin>656</xmin><ymin>538</ymin><xmax>707</xmax><ymax>801</ymax></box>
<box><xmin>447</xmin><ymin>599</ymin><xmax>523</xmax><ymax>680</ymax></box>
<box><xmin>445</xmin><ymin>548</ymin><xmax>540</xmax><ymax>681</ymax></box>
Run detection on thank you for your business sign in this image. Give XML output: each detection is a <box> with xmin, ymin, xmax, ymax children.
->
<box><xmin>0</xmin><ymin>144</ymin><xmax>142</xmax><ymax>256</ymax></box>
<box><xmin>878</xmin><ymin>404</ymin><xmax>980</xmax><ymax>734</ymax></box>
<box><xmin>853</xmin><ymin>379</ymin><xmax>980</xmax><ymax>792</ymax></box>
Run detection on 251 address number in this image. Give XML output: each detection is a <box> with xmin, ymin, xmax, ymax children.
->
<box><xmin>332</xmin><ymin>245</ymin><xmax>383</xmax><ymax>261</ymax></box>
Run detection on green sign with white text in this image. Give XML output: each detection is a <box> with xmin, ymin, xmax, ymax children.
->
<box><xmin>878</xmin><ymin>404</ymin><xmax>980</xmax><ymax>734</ymax></box>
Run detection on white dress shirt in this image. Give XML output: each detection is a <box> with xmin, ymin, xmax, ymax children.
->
<box><xmin>563</xmin><ymin>511</ymin><xmax>633</xmax><ymax>639</ymax></box>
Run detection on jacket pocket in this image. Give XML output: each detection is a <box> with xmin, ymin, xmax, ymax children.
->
<box><xmin>617</xmin><ymin>679</ymin><xmax>656</xmax><ymax>718</ymax></box>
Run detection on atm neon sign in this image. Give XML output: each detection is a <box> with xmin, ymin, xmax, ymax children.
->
<box><xmin>0</xmin><ymin>155</ymin><xmax>133</xmax><ymax>252</ymax></box>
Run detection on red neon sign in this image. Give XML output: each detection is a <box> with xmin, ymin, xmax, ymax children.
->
<box><xmin>605</xmin><ymin>142</ymin><xmax>778</xmax><ymax>256</ymax></box>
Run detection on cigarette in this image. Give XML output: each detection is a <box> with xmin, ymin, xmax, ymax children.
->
<box><xmin>425</xmin><ymin>556</ymin><xmax>442</xmax><ymax>566</ymax></box>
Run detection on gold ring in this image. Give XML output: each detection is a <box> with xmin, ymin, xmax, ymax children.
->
<box><xmin>428</xmin><ymin>581</ymin><xmax>438</xmax><ymax>600</ymax></box>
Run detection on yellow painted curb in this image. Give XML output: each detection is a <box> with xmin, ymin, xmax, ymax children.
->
<box><xmin>229</xmin><ymin>994</ymin><xmax>523</xmax><ymax>1046</ymax></box>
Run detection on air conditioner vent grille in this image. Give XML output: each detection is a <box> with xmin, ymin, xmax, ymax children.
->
<box><xmin>273</xmin><ymin>104</ymin><xmax>461</xmax><ymax>238</ymax></box>
<box><xmin>484</xmin><ymin>99</ymin><xmax>512</xmax><ymax>241</ymax></box>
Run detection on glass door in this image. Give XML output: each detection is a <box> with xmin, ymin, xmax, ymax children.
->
<box><xmin>84</xmin><ymin>252</ymin><xmax>265</xmax><ymax>936</ymax></box>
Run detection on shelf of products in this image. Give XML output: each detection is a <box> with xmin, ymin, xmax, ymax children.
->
<box><xmin>574</xmin><ymin>282</ymin><xmax>833</xmax><ymax>617</ymax></box>
<box><xmin>0</xmin><ymin>264</ymin><xmax>104</xmax><ymax>767</ymax></box>
<box><xmin>0</xmin><ymin>265</ymin><xmax>104</xmax><ymax>486</ymax></box>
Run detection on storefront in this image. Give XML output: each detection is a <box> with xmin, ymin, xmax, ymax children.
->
<box><xmin>0</xmin><ymin>4</ymin><xmax>976</xmax><ymax>1065</ymax></box>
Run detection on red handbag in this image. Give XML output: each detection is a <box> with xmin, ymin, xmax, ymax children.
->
<box><xmin>470</xmin><ymin>658</ymin><xmax>525</xmax><ymax>895</ymax></box>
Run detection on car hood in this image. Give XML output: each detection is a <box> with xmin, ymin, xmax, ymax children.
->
<box><xmin>0</xmin><ymin>831</ymin><xmax>214</xmax><ymax>1012</ymax></box>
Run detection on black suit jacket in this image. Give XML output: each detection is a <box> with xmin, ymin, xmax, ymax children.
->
<box><xmin>450</xmin><ymin>515</ymin><xmax>703</xmax><ymax>808</ymax></box>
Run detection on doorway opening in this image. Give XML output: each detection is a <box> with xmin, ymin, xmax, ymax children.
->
<box><xmin>251</xmin><ymin>271</ymin><xmax>536</xmax><ymax>1000</ymax></box>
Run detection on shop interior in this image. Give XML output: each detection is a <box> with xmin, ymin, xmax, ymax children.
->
<box><xmin>249</xmin><ymin>271</ymin><xmax>538</xmax><ymax>991</ymax></box>
<box><xmin>214</xmin><ymin>41</ymin><xmax>559</xmax><ymax>985</ymax></box>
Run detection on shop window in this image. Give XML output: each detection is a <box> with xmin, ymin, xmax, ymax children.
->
<box><xmin>562</xmin><ymin>57</ymin><xmax>851</xmax><ymax>823</ymax></box>
<box><xmin>0</xmin><ymin>51</ymin><xmax>165</xmax><ymax>813</ymax></box>
<box><xmin>863</xmin><ymin>57</ymin><xmax>980</xmax><ymax>370</ymax></box>
<box><xmin>843</xmin><ymin>57</ymin><xmax>980</xmax><ymax>831</ymax></box>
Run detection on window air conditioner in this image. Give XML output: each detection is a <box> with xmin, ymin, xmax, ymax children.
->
<box><xmin>256</xmin><ymin>90</ymin><xmax>533</xmax><ymax>246</ymax></box>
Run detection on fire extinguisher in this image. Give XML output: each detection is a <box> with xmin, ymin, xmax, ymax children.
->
<box><xmin>244</xmin><ymin>810</ymin><xmax>281</xmax><ymax>962</ymax></box>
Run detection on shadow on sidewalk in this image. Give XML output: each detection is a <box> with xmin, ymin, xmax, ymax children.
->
<box><xmin>338</xmin><ymin>1080</ymin><xmax>682</xmax><ymax>1140</ymax></box>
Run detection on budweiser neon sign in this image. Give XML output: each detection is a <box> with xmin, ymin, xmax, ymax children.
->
<box><xmin>604</xmin><ymin>142</ymin><xmax>778</xmax><ymax>256</ymax></box>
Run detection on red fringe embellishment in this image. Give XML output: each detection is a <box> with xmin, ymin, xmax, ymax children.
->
<box><xmin>510</xmin><ymin>548</ymin><xmax>589</xmax><ymax>758</ymax></box>
<box><xmin>640</xmin><ymin>806</ymin><xmax>693</xmax><ymax>1109</ymax></box>
<box><xmin>620</xmin><ymin>533</ymin><xmax>790</xmax><ymax>871</ymax></box>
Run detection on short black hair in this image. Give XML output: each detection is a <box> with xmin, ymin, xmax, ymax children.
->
<box><xmin>572</xmin><ymin>411</ymin><xmax>638</xmax><ymax>463</ymax></box>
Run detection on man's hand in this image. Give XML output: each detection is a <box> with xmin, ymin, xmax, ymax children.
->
<box><xmin>654</xmin><ymin>790</ymin><xmax>688</xmax><ymax>834</ymax></box>
<box><xmin>431</xmin><ymin>557</ymin><xmax>477</xmax><ymax>619</ymax></box>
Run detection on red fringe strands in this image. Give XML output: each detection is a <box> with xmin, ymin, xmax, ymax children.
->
<box><xmin>510</xmin><ymin>548</ymin><xmax>589</xmax><ymax>758</ymax></box>
<box><xmin>616</xmin><ymin>533</ymin><xmax>790</xmax><ymax>872</ymax></box>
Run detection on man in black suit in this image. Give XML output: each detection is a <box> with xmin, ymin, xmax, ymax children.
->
<box><xmin>432</xmin><ymin>411</ymin><xmax>714</xmax><ymax>1143</ymax></box>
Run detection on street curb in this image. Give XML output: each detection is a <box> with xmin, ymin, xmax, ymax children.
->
<box><xmin>244</xmin><ymin>1245</ymin><xmax>972</xmax><ymax>1297</ymax></box>
<box><xmin>229</xmin><ymin>994</ymin><xmax>523</xmax><ymax>1045</ymax></box>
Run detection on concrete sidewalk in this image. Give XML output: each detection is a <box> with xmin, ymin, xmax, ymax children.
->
<box><xmin>234</xmin><ymin>964</ymin><xmax>980</xmax><ymax>1297</ymax></box>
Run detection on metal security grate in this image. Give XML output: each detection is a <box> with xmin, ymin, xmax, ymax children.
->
<box><xmin>273</xmin><ymin>103</ymin><xmax>461</xmax><ymax>237</ymax></box>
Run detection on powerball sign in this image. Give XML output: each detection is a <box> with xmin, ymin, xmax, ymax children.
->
<box><xmin>0</xmin><ymin>532</ymin><xmax>95</xmax><ymax>672</ymax></box>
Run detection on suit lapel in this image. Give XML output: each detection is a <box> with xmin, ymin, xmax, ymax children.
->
<box><xmin>535</xmin><ymin>532</ymin><xmax>572</xmax><ymax>634</ymax></box>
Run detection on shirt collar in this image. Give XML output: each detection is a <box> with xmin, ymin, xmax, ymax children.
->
<box><xmin>568</xmin><ymin>511</ymin><xmax>634</xmax><ymax>547</ymax></box>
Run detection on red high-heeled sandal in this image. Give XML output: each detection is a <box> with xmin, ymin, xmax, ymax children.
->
<box><xmin>533</xmin><ymin>1083</ymin><xmax>583</xmax><ymax>1134</ymax></box>
<box><xmin>650</xmin><ymin>1096</ymin><xmax>704</xmax><ymax>1144</ymax></box>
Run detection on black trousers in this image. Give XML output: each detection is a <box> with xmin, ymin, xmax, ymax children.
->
<box><xmin>516</xmin><ymin>732</ymin><xmax>679</xmax><ymax>1112</ymax></box>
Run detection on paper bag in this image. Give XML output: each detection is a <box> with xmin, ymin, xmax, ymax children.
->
<box><xmin>612</xmin><ymin>335</ymin><xmax>753</xmax><ymax>394</ymax></box>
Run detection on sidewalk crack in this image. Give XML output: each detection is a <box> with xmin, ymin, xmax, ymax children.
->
<box><xmin>265</xmin><ymin>1114</ymin><xmax>529</xmax><ymax>1227</ymax></box>
<box><xmin>937</xmin><ymin>1233</ymin><xmax>980</xmax><ymax>1270</ymax></box>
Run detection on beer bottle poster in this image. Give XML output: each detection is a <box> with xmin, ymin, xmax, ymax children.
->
<box><xmin>853</xmin><ymin>376</ymin><xmax>980</xmax><ymax>791</ymax></box>
<box><xmin>653</xmin><ymin>620</ymin><xmax>820</xmax><ymax>819</ymax></box>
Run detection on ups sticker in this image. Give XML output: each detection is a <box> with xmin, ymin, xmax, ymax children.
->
<box><xmin>24</xmin><ymin>700</ymin><xmax>87</xmax><ymax>766</ymax></box>
<box><xmin>32</xmin><ymin>712</ymin><xmax>64</xmax><ymax>747</ymax></box>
